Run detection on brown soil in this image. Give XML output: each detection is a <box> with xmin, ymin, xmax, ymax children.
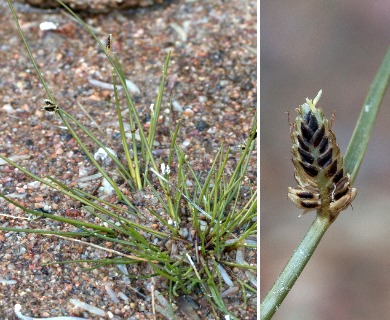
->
<box><xmin>0</xmin><ymin>1</ymin><xmax>257</xmax><ymax>319</ymax></box>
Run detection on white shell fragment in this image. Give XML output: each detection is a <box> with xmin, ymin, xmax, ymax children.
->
<box><xmin>0</xmin><ymin>279</ymin><xmax>17</xmax><ymax>285</ymax></box>
<box><xmin>88</xmin><ymin>78</ymin><xmax>140</xmax><ymax>96</ymax></box>
<box><xmin>101</xmin><ymin>178</ymin><xmax>115</xmax><ymax>195</ymax></box>
<box><xmin>105</xmin><ymin>283</ymin><xmax>120</xmax><ymax>303</ymax></box>
<box><xmin>39</xmin><ymin>21</ymin><xmax>57</xmax><ymax>31</ymax></box>
<box><xmin>3</xmin><ymin>104</ymin><xmax>16</xmax><ymax>113</ymax></box>
<box><xmin>15</xmin><ymin>303</ymin><xmax>87</xmax><ymax>320</ymax></box>
<box><xmin>235</xmin><ymin>247</ymin><xmax>247</xmax><ymax>265</ymax></box>
<box><xmin>171</xmin><ymin>100</ymin><xmax>183</xmax><ymax>112</ymax></box>
<box><xmin>217</xmin><ymin>264</ymin><xmax>234</xmax><ymax>287</ymax></box>
<box><xmin>125</xmin><ymin>79</ymin><xmax>141</xmax><ymax>96</ymax></box>
<box><xmin>181</xmin><ymin>139</ymin><xmax>191</xmax><ymax>148</ymax></box>
<box><xmin>154</xmin><ymin>290</ymin><xmax>175</xmax><ymax>319</ymax></box>
<box><xmin>69</xmin><ymin>299</ymin><xmax>105</xmax><ymax>316</ymax></box>
<box><xmin>94</xmin><ymin>147</ymin><xmax>117</xmax><ymax>166</ymax></box>
<box><xmin>170</xmin><ymin>22</ymin><xmax>190</xmax><ymax>42</ymax></box>
<box><xmin>220</xmin><ymin>286</ymin><xmax>239</xmax><ymax>298</ymax></box>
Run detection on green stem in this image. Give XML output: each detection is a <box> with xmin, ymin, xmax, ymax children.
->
<box><xmin>344</xmin><ymin>47</ymin><xmax>390</xmax><ymax>183</ymax></box>
<box><xmin>260</xmin><ymin>215</ymin><xmax>331</xmax><ymax>320</ymax></box>
<box><xmin>7</xmin><ymin>0</ymin><xmax>54</xmax><ymax>103</ymax></box>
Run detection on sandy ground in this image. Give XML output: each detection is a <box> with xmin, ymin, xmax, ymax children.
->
<box><xmin>0</xmin><ymin>1</ymin><xmax>257</xmax><ymax>319</ymax></box>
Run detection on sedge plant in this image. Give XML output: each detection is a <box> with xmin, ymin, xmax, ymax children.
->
<box><xmin>0</xmin><ymin>1</ymin><xmax>257</xmax><ymax>319</ymax></box>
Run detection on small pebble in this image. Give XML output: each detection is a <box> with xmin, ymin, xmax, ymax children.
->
<box><xmin>172</xmin><ymin>100</ymin><xmax>183</xmax><ymax>112</ymax></box>
<box><xmin>182</xmin><ymin>108</ymin><xmax>194</xmax><ymax>117</ymax></box>
<box><xmin>3</xmin><ymin>104</ymin><xmax>15</xmax><ymax>113</ymax></box>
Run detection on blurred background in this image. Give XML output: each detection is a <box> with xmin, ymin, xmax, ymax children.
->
<box><xmin>261</xmin><ymin>1</ymin><xmax>390</xmax><ymax>319</ymax></box>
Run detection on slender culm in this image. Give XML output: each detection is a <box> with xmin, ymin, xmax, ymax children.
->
<box><xmin>288</xmin><ymin>90</ymin><xmax>357</xmax><ymax>221</ymax></box>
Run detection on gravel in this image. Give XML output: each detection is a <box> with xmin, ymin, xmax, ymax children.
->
<box><xmin>0</xmin><ymin>1</ymin><xmax>257</xmax><ymax>319</ymax></box>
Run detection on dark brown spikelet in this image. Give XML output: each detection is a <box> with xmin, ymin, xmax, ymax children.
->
<box><xmin>41</xmin><ymin>99</ymin><xmax>58</xmax><ymax>112</ymax></box>
<box><xmin>288</xmin><ymin>90</ymin><xmax>356</xmax><ymax>221</ymax></box>
<box><xmin>106</xmin><ymin>34</ymin><xmax>112</xmax><ymax>51</ymax></box>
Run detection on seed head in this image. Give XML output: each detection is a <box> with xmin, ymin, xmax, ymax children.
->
<box><xmin>41</xmin><ymin>99</ymin><xmax>58</xmax><ymax>112</ymax></box>
<box><xmin>288</xmin><ymin>90</ymin><xmax>356</xmax><ymax>221</ymax></box>
<box><xmin>106</xmin><ymin>34</ymin><xmax>112</xmax><ymax>51</ymax></box>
